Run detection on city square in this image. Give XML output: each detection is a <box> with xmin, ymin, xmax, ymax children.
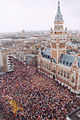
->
<box><xmin>0</xmin><ymin>58</ymin><xmax>80</xmax><ymax>120</ymax></box>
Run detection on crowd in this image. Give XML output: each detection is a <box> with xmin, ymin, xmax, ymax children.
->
<box><xmin>0</xmin><ymin>58</ymin><xmax>80</xmax><ymax>120</ymax></box>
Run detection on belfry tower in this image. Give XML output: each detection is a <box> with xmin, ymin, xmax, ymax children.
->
<box><xmin>50</xmin><ymin>1</ymin><xmax>67</xmax><ymax>64</ymax></box>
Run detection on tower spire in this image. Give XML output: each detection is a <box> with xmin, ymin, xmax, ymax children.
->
<box><xmin>54</xmin><ymin>0</ymin><xmax>63</xmax><ymax>22</ymax></box>
<box><xmin>58</xmin><ymin>0</ymin><xmax>60</xmax><ymax>8</ymax></box>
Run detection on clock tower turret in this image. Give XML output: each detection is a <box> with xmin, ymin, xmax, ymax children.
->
<box><xmin>51</xmin><ymin>1</ymin><xmax>67</xmax><ymax>64</ymax></box>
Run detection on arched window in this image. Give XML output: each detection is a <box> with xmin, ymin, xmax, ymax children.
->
<box><xmin>66</xmin><ymin>61</ymin><xmax>68</xmax><ymax>66</ymax></box>
<box><xmin>63</xmin><ymin>60</ymin><xmax>65</xmax><ymax>65</ymax></box>
<box><xmin>67</xmin><ymin>73</ymin><xmax>69</xmax><ymax>79</ymax></box>
<box><xmin>71</xmin><ymin>77</ymin><xmax>74</xmax><ymax>83</ymax></box>
<box><xmin>53</xmin><ymin>58</ymin><xmax>56</xmax><ymax>63</ymax></box>
<box><xmin>44</xmin><ymin>54</ymin><xmax>45</xmax><ymax>57</ymax></box>
<box><xmin>41</xmin><ymin>52</ymin><xmax>43</xmax><ymax>56</ymax></box>
<box><xmin>69</xmin><ymin>62</ymin><xmax>72</xmax><ymax>66</ymax></box>
<box><xmin>64</xmin><ymin>72</ymin><xmax>66</xmax><ymax>77</ymax></box>
<box><xmin>45</xmin><ymin>55</ymin><xmax>47</xmax><ymax>58</ymax></box>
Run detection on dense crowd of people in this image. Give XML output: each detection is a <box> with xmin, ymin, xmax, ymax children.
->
<box><xmin>0</xmin><ymin>58</ymin><xmax>80</xmax><ymax>120</ymax></box>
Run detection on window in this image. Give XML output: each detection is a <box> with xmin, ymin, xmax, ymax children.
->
<box><xmin>58</xmin><ymin>70</ymin><xmax>60</xmax><ymax>75</ymax></box>
<box><xmin>69</xmin><ymin>62</ymin><xmax>72</xmax><ymax>66</ymax></box>
<box><xmin>67</xmin><ymin>73</ymin><xmax>69</xmax><ymax>79</ymax></box>
<box><xmin>46</xmin><ymin>55</ymin><xmax>47</xmax><ymax>58</ymax></box>
<box><xmin>60</xmin><ymin>60</ymin><xmax>62</xmax><ymax>63</ymax></box>
<box><xmin>53</xmin><ymin>69</ymin><xmax>56</xmax><ymax>73</ymax></box>
<box><xmin>66</xmin><ymin>61</ymin><xmax>68</xmax><ymax>66</ymax></box>
<box><xmin>54</xmin><ymin>70</ymin><xmax>56</xmax><ymax>73</ymax></box>
<box><xmin>63</xmin><ymin>60</ymin><xmax>65</xmax><ymax>65</ymax></box>
<box><xmin>61</xmin><ymin>70</ymin><xmax>63</xmax><ymax>76</ymax></box>
<box><xmin>53</xmin><ymin>59</ymin><xmax>56</xmax><ymax>63</ymax></box>
<box><xmin>43</xmin><ymin>54</ymin><xmax>45</xmax><ymax>57</ymax></box>
<box><xmin>71</xmin><ymin>77</ymin><xmax>74</xmax><ymax>83</ymax></box>
<box><xmin>64</xmin><ymin>72</ymin><xmax>66</xmax><ymax>77</ymax></box>
<box><xmin>41</xmin><ymin>52</ymin><xmax>43</xmax><ymax>56</ymax></box>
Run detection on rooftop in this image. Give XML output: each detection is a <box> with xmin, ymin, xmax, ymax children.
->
<box><xmin>41</xmin><ymin>48</ymin><xmax>80</xmax><ymax>68</ymax></box>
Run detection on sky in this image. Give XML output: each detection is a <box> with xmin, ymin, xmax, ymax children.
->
<box><xmin>0</xmin><ymin>0</ymin><xmax>80</xmax><ymax>32</ymax></box>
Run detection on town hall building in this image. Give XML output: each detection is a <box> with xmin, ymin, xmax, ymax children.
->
<box><xmin>38</xmin><ymin>1</ymin><xmax>80</xmax><ymax>94</ymax></box>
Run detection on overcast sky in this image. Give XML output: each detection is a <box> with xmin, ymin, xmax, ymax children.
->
<box><xmin>0</xmin><ymin>0</ymin><xmax>80</xmax><ymax>32</ymax></box>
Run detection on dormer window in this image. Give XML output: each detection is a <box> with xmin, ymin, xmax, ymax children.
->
<box><xmin>63</xmin><ymin>60</ymin><xmax>65</xmax><ymax>65</ymax></box>
<box><xmin>66</xmin><ymin>61</ymin><xmax>68</xmax><ymax>66</ymax></box>
<box><xmin>41</xmin><ymin>52</ymin><xmax>43</xmax><ymax>55</ymax></box>
<box><xmin>46</xmin><ymin>55</ymin><xmax>47</xmax><ymax>58</ymax></box>
<box><xmin>44</xmin><ymin>54</ymin><xmax>46</xmax><ymax>57</ymax></box>
<box><xmin>69</xmin><ymin>62</ymin><xmax>72</xmax><ymax>66</ymax></box>
<box><xmin>48</xmin><ymin>56</ymin><xmax>49</xmax><ymax>59</ymax></box>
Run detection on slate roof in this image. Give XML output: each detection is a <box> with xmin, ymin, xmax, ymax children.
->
<box><xmin>41</xmin><ymin>48</ymin><xmax>80</xmax><ymax>68</ymax></box>
<box><xmin>59</xmin><ymin>54</ymin><xmax>75</xmax><ymax>67</ymax></box>
<box><xmin>42</xmin><ymin>48</ymin><xmax>51</xmax><ymax>56</ymax></box>
<box><xmin>41</xmin><ymin>48</ymin><xmax>56</xmax><ymax>63</ymax></box>
<box><xmin>59</xmin><ymin>54</ymin><xmax>80</xmax><ymax>68</ymax></box>
<box><xmin>41</xmin><ymin>48</ymin><xmax>51</xmax><ymax>60</ymax></box>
